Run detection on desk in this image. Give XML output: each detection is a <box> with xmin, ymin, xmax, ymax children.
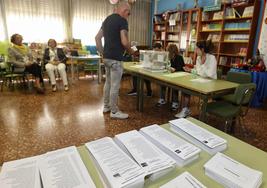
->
<box><xmin>67</xmin><ymin>55</ymin><xmax>102</xmax><ymax>84</ymax></box>
<box><xmin>124</xmin><ymin>62</ymin><xmax>238</xmax><ymax>121</ymax></box>
<box><xmin>77</xmin><ymin>117</ymin><xmax>267</xmax><ymax>188</ymax></box>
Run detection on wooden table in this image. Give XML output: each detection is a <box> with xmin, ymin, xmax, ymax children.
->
<box><xmin>123</xmin><ymin>62</ymin><xmax>239</xmax><ymax>121</ymax></box>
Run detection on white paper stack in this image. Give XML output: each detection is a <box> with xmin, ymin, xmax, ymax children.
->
<box><xmin>114</xmin><ymin>130</ymin><xmax>176</xmax><ymax>180</ymax></box>
<box><xmin>204</xmin><ymin>152</ymin><xmax>262</xmax><ymax>188</ymax></box>
<box><xmin>159</xmin><ymin>171</ymin><xmax>207</xmax><ymax>188</ymax></box>
<box><xmin>140</xmin><ymin>124</ymin><xmax>201</xmax><ymax>167</ymax></box>
<box><xmin>169</xmin><ymin>118</ymin><xmax>227</xmax><ymax>155</ymax></box>
<box><xmin>38</xmin><ymin>146</ymin><xmax>96</xmax><ymax>188</ymax></box>
<box><xmin>0</xmin><ymin>155</ymin><xmax>42</xmax><ymax>188</ymax></box>
<box><xmin>85</xmin><ymin>137</ymin><xmax>146</xmax><ymax>188</ymax></box>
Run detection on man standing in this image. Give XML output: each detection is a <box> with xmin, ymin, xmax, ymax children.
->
<box><xmin>95</xmin><ymin>2</ymin><xmax>135</xmax><ymax>119</ymax></box>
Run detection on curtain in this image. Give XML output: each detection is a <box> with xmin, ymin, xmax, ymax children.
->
<box><xmin>71</xmin><ymin>0</ymin><xmax>114</xmax><ymax>45</ymax></box>
<box><xmin>3</xmin><ymin>0</ymin><xmax>69</xmax><ymax>43</ymax></box>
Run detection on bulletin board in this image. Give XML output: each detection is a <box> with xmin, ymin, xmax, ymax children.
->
<box><xmin>258</xmin><ymin>0</ymin><xmax>267</xmax><ymax>68</ymax></box>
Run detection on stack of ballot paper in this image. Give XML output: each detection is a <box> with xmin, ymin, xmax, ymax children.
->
<box><xmin>114</xmin><ymin>130</ymin><xmax>176</xmax><ymax>180</ymax></box>
<box><xmin>85</xmin><ymin>137</ymin><xmax>146</xmax><ymax>188</ymax></box>
<box><xmin>204</xmin><ymin>152</ymin><xmax>262</xmax><ymax>188</ymax></box>
<box><xmin>0</xmin><ymin>146</ymin><xmax>96</xmax><ymax>188</ymax></box>
<box><xmin>39</xmin><ymin>146</ymin><xmax>96</xmax><ymax>188</ymax></box>
<box><xmin>169</xmin><ymin>118</ymin><xmax>227</xmax><ymax>155</ymax></box>
<box><xmin>140</xmin><ymin>124</ymin><xmax>201</xmax><ymax>167</ymax></box>
<box><xmin>0</xmin><ymin>156</ymin><xmax>42</xmax><ymax>188</ymax></box>
<box><xmin>159</xmin><ymin>171</ymin><xmax>207</xmax><ymax>188</ymax></box>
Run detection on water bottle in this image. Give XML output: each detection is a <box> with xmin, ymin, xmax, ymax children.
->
<box><xmin>191</xmin><ymin>68</ymin><xmax>197</xmax><ymax>78</ymax></box>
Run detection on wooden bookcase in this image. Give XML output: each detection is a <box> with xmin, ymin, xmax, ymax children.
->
<box><xmin>152</xmin><ymin>11</ymin><xmax>182</xmax><ymax>49</ymax></box>
<box><xmin>197</xmin><ymin>0</ymin><xmax>260</xmax><ymax>73</ymax></box>
<box><xmin>180</xmin><ymin>8</ymin><xmax>201</xmax><ymax>62</ymax></box>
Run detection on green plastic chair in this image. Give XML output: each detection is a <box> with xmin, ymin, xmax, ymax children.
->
<box><xmin>206</xmin><ymin>83</ymin><xmax>256</xmax><ymax>133</ymax></box>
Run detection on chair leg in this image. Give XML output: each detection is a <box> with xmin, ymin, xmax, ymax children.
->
<box><xmin>224</xmin><ymin>118</ymin><xmax>233</xmax><ymax>133</ymax></box>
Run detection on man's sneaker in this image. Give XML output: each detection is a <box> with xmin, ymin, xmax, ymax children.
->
<box><xmin>175</xmin><ymin>107</ymin><xmax>191</xmax><ymax>118</ymax></box>
<box><xmin>147</xmin><ymin>91</ymin><xmax>152</xmax><ymax>97</ymax></box>
<box><xmin>110</xmin><ymin>111</ymin><xmax>129</xmax><ymax>119</ymax></box>
<box><xmin>52</xmin><ymin>85</ymin><xmax>57</xmax><ymax>92</ymax></box>
<box><xmin>103</xmin><ymin>107</ymin><xmax>110</xmax><ymax>113</ymax></box>
<box><xmin>171</xmin><ymin>102</ymin><xmax>179</xmax><ymax>111</ymax></box>
<box><xmin>156</xmin><ymin>99</ymin><xmax>166</xmax><ymax>107</ymax></box>
<box><xmin>127</xmin><ymin>90</ymin><xmax>137</xmax><ymax>96</ymax></box>
<box><xmin>64</xmin><ymin>85</ymin><xmax>69</xmax><ymax>91</ymax></box>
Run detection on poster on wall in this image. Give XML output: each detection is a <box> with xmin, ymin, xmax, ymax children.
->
<box><xmin>258</xmin><ymin>1</ymin><xmax>267</xmax><ymax>68</ymax></box>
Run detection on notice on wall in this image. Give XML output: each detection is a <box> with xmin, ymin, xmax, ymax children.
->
<box><xmin>258</xmin><ymin>3</ymin><xmax>267</xmax><ymax>68</ymax></box>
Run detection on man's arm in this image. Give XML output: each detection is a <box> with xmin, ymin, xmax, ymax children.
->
<box><xmin>95</xmin><ymin>29</ymin><xmax>104</xmax><ymax>54</ymax></box>
<box><xmin>120</xmin><ymin>29</ymin><xmax>135</xmax><ymax>55</ymax></box>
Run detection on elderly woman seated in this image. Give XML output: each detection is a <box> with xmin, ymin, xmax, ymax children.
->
<box><xmin>44</xmin><ymin>39</ymin><xmax>69</xmax><ymax>92</ymax></box>
<box><xmin>8</xmin><ymin>33</ymin><xmax>44</xmax><ymax>94</ymax></box>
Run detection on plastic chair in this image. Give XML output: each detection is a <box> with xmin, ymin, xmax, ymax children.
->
<box><xmin>206</xmin><ymin>83</ymin><xmax>256</xmax><ymax>134</ymax></box>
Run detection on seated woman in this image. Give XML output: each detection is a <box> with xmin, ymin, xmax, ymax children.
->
<box><xmin>176</xmin><ymin>40</ymin><xmax>217</xmax><ymax>118</ymax></box>
<box><xmin>8</xmin><ymin>33</ymin><xmax>44</xmax><ymax>94</ymax></box>
<box><xmin>44</xmin><ymin>39</ymin><xmax>68</xmax><ymax>92</ymax></box>
<box><xmin>156</xmin><ymin>44</ymin><xmax>185</xmax><ymax>111</ymax></box>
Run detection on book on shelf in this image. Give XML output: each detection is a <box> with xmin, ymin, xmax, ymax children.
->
<box><xmin>169</xmin><ymin>118</ymin><xmax>227</xmax><ymax>155</ymax></box>
<box><xmin>204</xmin><ymin>152</ymin><xmax>262</xmax><ymax>188</ymax></box>
<box><xmin>154</xmin><ymin>15</ymin><xmax>164</xmax><ymax>24</ymax></box>
<box><xmin>242</xmin><ymin>6</ymin><xmax>254</xmax><ymax>17</ymax></box>
<box><xmin>202</xmin><ymin>23</ymin><xmax>222</xmax><ymax>31</ymax></box>
<box><xmin>207</xmin><ymin>34</ymin><xmax>220</xmax><ymax>42</ymax></box>
<box><xmin>114</xmin><ymin>130</ymin><xmax>176</xmax><ymax>181</ymax></box>
<box><xmin>161</xmin><ymin>32</ymin><xmax>166</xmax><ymax>40</ymax></box>
<box><xmin>224</xmin><ymin>34</ymin><xmax>249</xmax><ymax>41</ymax></box>
<box><xmin>85</xmin><ymin>137</ymin><xmax>146</xmax><ymax>188</ymax></box>
<box><xmin>140</xmin><ymin>124</ymin><xmax>201</xmax><ymax>167</ymax></box>
<box><xmin>213</xmin><ymin>11</ymin><xmax>223</xmax><ymax>20</ymax></box>
<box><xmin>183</xmin><ymin>14</ymin><xmax>188</xmax><ymax>23</ymax></box>
<box><xmin>219</xmin><ymin>56</ymin><xmax>228</xmax><ymax>65</ymax></box>
<box><xmin>239</xmin><ymin>47</ymin><xmax>247</xmax><ymax>56</ymax></box>
<box><xmin>169</xmin><ymin>12</ymin><xmax>181</xmax><ymax>21</ymax></box>
<box><xmin>233</xmin><ymin>0</ymin><xmax>249</xmax><ymax>6</ymax></box>
<box><xmin>224</xmin><ymin>21</ymin><xmax>251</xmax><ymax>30</ymax></box>
<box><xmin>160</xmin><ymin>172</ymin><xmax>206</xmax><ymax>188</ymax></box>
<box><xmin>202</xmin><ymin>12</ymin><xmax>209</xmax><ymax>21</ymax></box>
<box><xmin>167</xmin><ymin>34</ymin><xmax>179</xmax><ymax>41</ymax></box>
<box><xmin>191</xmin><ymin>12</ymin><xmax>198</xmax><ymax>22</ymax></box>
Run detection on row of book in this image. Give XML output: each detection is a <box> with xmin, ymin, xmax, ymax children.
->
<box><xmin>224</xmin><ymin>34</ymin><xmax>249</xmax><ymax>41</ymax></box>
<box><xmin>202</xmin><ymin>6</ymin><xmax>254</xmax><ymax>21</ymax></box>
<box><xmin>167</xmin><ymin>34</ymin><xmax>179</xmax><ymax>41</ymax></box>
<box><xmin>224</xmin><ymin>21</ymin><xmax>251</xmax><ymax>30</ymax></box>
<box><xmin>219</xmin><ymin>56</ymin><xmax>246</xmax><ymax>65</ymax></box>
<box><xmin>0</xmin><ymin>118</ymin><xmax>263</xmax><ymax>188</ymax></box>
<box><xmin>202</xmin><ymin>23</ymin><xmax>222</xmax><ymax>31</ymax></box>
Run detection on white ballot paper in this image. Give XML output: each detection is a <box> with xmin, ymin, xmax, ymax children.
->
<box><xmin>169</xmin><ymin>118</ymin><xmax>227</xmax><ymax>155</ymax></box>
<box><xmin>85</xmin><ymin>137</ymin><xmax>146</xmax><ymax>188</ymax></box>
<box><xmin>204</xmin><ymin>152</ymin><xmax>262</xmax><ymax>188</ymax></box>
<box><xmin>140</xmin><ymin>124</ymin><xmax>201</xmax><ymax>166</ymax></box>
<box><xmin>0</xmin><ymin>155</ymin><xmax>42</xmax><ymax>188</ymax></box>
<box><xmin>38</xmin><ymin>146</ymin><xmax>96</xmax><ymax>188</ymax></box>
<box><xmin>160</xmin><ymin>171</ymin><xmax>207</xmax><ymax>188</ymax></box>
<box><xmin>190</xmin><ymin>78</ymin><xmax>213</xmax><ymax>83</ymax></box>
<box><xmin>114</xmin><ymin>130</ymin><xmax>176</xmax><ymax>180</ymax></box>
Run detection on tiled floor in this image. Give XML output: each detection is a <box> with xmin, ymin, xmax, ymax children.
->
<box><xmin>0</xmin><ymin>75</ymin><xmax>267</xmax><ymax>165</ymax></box>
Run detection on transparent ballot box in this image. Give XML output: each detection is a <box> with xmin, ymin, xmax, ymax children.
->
<box><xmin>139</xmin><ymin>50</ymin><xmax>169</xmax><ymax>72</ymax></box>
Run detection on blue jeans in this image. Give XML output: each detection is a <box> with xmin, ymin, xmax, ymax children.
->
<box><xmin>103</xmin><ymin>59</ymin><xmax>123</xmax><ymax>113</ymax></box>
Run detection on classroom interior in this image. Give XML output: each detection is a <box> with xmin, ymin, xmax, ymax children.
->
<box><xmin>0</xmin><ymin>0</ymin><xmax>267</xmax><ymax>185</ymax></box>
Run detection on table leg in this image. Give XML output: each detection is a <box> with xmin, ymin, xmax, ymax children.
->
<box><xmin>140</xmin><ymin>78</ymin><xmax>144</xmax><ymax>112</ymax></box>
<box><xmin>98</xmin><ymin>59</ymin><xmax>101</xmax><ymax>84</ymax></box>
<box><xmin>136</xmin><ymin>76</ymin><xmax>140</xmax><ymax>111</ymax></box>
<box><xmin>199</xmin><ymin>95</ymin><xmax>208</xmax><ymax>122</ymax></box>
<box><xmin>71</xmin><ymin>58</ymin><xmax>75</xmax><ymax>84</ymax></box>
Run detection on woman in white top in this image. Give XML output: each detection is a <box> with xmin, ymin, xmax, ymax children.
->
<box><xmin>175</xmin><ymin>40</ymin><xmax>217</xmax><ymax>118</ymax></box>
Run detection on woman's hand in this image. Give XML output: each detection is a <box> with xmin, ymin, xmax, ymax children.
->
<box><xmin>183</xmin><ymin>66</ymin><xmax>191</xmax><ymax>72</ymax></box>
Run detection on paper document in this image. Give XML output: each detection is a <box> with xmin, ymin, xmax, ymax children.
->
<box><xmin>86</xmin><ymin>137</ymin><xmax>145</xmax><ymax>188</ymax></box>
<box><xmin>38</xmin><ymin>146</ymin><xmax>96</xmax><ymax>188</ymax></box>
<box><xmin>169</xmin><ymin>19</ymin><xmax>176</xmax><ymax>26</ymax></box>
<box><xmin>160</xmin><ymin>171</ymin><xmax>207</xmax><ymax>188</ymax></box>
<box><xmin>169</xmin><ymin>118</ymin><xmax>227</xmax><ymax>155</ymax></box>
<box><xmin>163</xmin><ymin>72</ymin><xmax>190</xmax><ymax>78</ymax></box>
<box><xmin>0</xmin><ymin>155</ymin><xmax>42</xmax><ymax>188</ymax></box>
<box><xmin>115</xmin><ymin>130</ymin><xmax>176</xmax><ymax>177</ymax></box>
<box><xmin>204</xmin><ymin>152</ymin><xmax>262</xmax><ymax>188</ymax></box>
<box><xmin>140</xmin><ymin>124</ymin><xmax>200</xmax><ymax>166</ymax></box>
<box><xmin>190</xmin><ymin>78</ymin><xmax>213</xmax><ymax>83</ymax></box>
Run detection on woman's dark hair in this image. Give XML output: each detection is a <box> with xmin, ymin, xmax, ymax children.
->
<box><xmin>196</xmin><ymin>40</ymin><xmax>213</xmax><ymax>53</ymax></box>
<box><xmin>167</xmin><ymin>44</ymin><xmax>179</xmax><ymax>59</ymax></box>
<box><xmin>153</xmin><ymin>42</ymin><xmax>162</xmax><ymax>50</ymax></box>
<box><xmin>10</xmin><ymin>33</ymin><xmax>20</xmax><ymax>44</ymax></box>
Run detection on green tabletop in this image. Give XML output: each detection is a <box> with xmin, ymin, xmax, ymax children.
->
<box><xmin>123</xmin><ymin>62</ymin><xmax>238</xmax><ymax>95</ymax></box>
<box><xmin>78</xmin><ymin>117</ymin><xmax>267</xmax><ymax>188</ymax></box>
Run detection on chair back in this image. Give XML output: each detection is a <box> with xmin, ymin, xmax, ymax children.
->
<box><xmin>217</xmin><ymin>68</ymin><xmax>222</xmax><ymax>79</ymax></box>
<box><xmin>234</xmin><ymin>83</ymin><xmax>256</xmax><ymax>105</ymax></box>
<box><xmin>226</xmin><ymin>71</ymin><xmax>251</xmax><ymax>84</ymax></box>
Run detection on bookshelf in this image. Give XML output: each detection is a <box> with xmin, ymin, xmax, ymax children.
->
<box><xmin>153</xmin><ymin>11</ymin><xmax>182</xmax><ymax>50</ymax></box>
<box><xmin>197</xmin><ymin>0</ymin><xmax>260</xmax><ymax>73</ymax></box>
